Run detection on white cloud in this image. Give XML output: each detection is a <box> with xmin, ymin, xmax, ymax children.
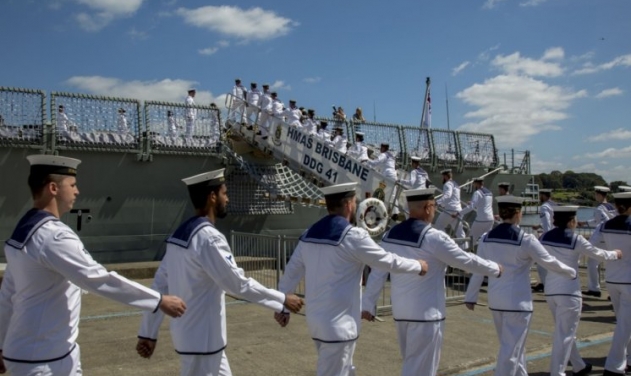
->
<box><xmin>483</xmin><ymin>0</ymin><xmax>507</xmax><ymax>9</ymax></box>
<box><xmin>570</xmin><ymin>51</ymin><xmax>595</xmax><ymax>62</ymax></box>
<box><xmin>270</xmin><ymin>80</ymin><xmax>291</xmax><ymax>91</ymax></box>
<box><xmin>520</xmin><ymin>0</ymin><xmax>548</xmax><ymax>6</ymax></box>
<box><xmin>217</xmin><ymin>40</ymin><xmax>230</xmax><ymax>47</ymax></box>
<box><xmin>74</xmin><ymin>0</ymin><xmax>145</xmax><ymax>31</ymax></box>
<box><xmin>198</xmin><ymin>47</ymin><xmax>219</xmax><ymax>56</ymax></box>
<box><xmin>586</xmin><ymin>128</ymin><xmax>631</xmax><ymax>142</ymax></box>
<box><xmin>452</xmin><ymin>61</ymin><xmax>470</xmax><ymax>76</ymax></box>
<box><xmin>573</xmin><ymin>54</ymin><xmax>631</xmax><ymax>75</ymax></box>
<box><xmin>176</xmin><ymin>6</ymin><xmax>297</xmax><ymax>41</ymax></box>
<box><xmin>584</xmin><ymin>145</ymin><xmax>631</xmax><ymax>159</ymax></box>
<box><xmin>64</xmin><ymin>76</ymin><xmax>222</xmax><ymax>106</ymax></box>
<box><xmin>492</xmin><ymin>51</ymin><xmax>564</xmax><ymax>77</ymax></box>
<box><xmin>595</xmin><ymin>87</ymin><xmax>623</xmax><ymax>99</ymax></box>
<box><xmin>541</xmin><ymin>47</ymin><xmax>564</xmax><ymax>60</ymax></box>
<box><xmin>478</xmin><ymin>44</ymin><xmax>500</xmax><ymax>62</ymax></box>
<box><xmin>128</xmin><ymin>27</ymin><xmax>148</xmax><ymax>40</ymax></box>
<box><xmin>456</xmin><ymin>74</ymin><xmax>587</xmax><ymax>147</ymax></box>
<box><xmin>303</xmin><ymin>77</ymin><xmax>321</xmax><ymax>84</ymax></box>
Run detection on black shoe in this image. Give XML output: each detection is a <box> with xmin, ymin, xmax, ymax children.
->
<box><xmin>255</xmin><ymin>131</ymin><xmax>262</xmax><ymax>135</ymax></box>
<box><xmin>531</xmin><ymin>283</ymin><xmax>544</xmax><ymax>292</ymax></box>
<box><xmin>390</xmin><ymin>214</ymin><xmax>399</xmax><ymax>221</ymax></box>
<box><xmin>626</xmin><ymin>364</ymin><xmax>631</xmax><ymax>372</ymax></box>
<box><xmin>583</xmin><ymin>290</ymin><xmax>602</xmax><ymax>298</ymax></box>
<box><xmin>247</xmin><ymin>126</ymin><xmax>254</xmax><ymax>130</ymax></box>
<box><xmin>262</xmin><ymin>136</ymin><xmax>268</xmax><ymax>140</ymax></box>
<box><xmin>573</xmin><ymin>363</ymin><xmax>592</xmax><ymax>376</ymax></box>
<box><xmin>602</xmin><ymin>369</ymin><xmax>625</xmax><ymax>375</ymax></box>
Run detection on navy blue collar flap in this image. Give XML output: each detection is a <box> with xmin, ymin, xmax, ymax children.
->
<box><xmin>599</xmin><ymin>202</ymin><xmax>615</xmax><ymax>211</ymax></box>
<box><xmin>540</xmin><ymin>228</ymin><xmax>577</xmax><ymax>249</ymax></box>
<box><xmin>166</xmin><ymin>216</ymin><xmax>213</xmax><ymax>249</ymax></box>
<box><xmin>602</xmin><ymin>215</ymin><xmax>631</xmax><ymax>235</ymax></box>
<box><xmin>382</xmin><ymin>219</ymin><xmax>430</xmax><ymax>247</ymax></box>
<box><xmin>300</xmin><ymin>215</ymin><xmax>352</xmax><ymax>246</ymax></box>
<box><xmin>480</xmin><ymin>187</ymin><xmax>492</xmax><ymax>196</ymax></box>
<box><xmin>484</xmin><ymin>223</ymin><xmax>524</xmax><ymax>246</ymax></box>
<box><xmin>6</xmin><ymin>209</ymin><xmax>58</xmax><ymax>250</ymax></box>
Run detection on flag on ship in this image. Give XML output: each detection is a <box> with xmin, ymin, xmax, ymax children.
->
<box><xmin>422</xmin><ymin>89</ymin><xmax>431</xmax><ymax>129</ymax></box>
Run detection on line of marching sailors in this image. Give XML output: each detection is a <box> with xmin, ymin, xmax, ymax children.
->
<box><xmin>2</xmin><ymin>153</ymin><xmax>630</xmax><ymax>376</ymax></box>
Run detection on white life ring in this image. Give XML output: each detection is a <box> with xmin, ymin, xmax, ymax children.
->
<box><xmin>356</xmin><ymin>198</ymin><xmax>389</xmax><ymax>237</ymax></box>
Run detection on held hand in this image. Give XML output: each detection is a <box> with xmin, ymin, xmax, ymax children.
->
<box><xmin>418</xmin><ymin>259</ymin><xmax>429</xmax><ymax>276</ymax></box>
<box><xmin>465</xmin><ymin>303</ymin><xmax>475</xmax><ymax>311</ymax></box>
<box><xmin>451</xmin><ymin>213</ymin><xmax>458</xmax><ymax>218</ymax></box>
<box><xmin>283</xmin><ymin>294</ymin><xmax>304</xmax><ymax>313</ymax></box>
<box><xmin>361</xmin><ymin>310</ymin><xmax>375</xmax><ymax>322</ymax></box>
<box><xmin>497</xmin><ymin>264</ymin><xmax>504</xmax><ymax>278</ymax></box>
<box><xmin>615</xmin><ymin>249</ymin><xmax>623</xmax><ymax>259</ymax></box>
<box><xmin>136</xmin><ymin>338</ymin><xmax>157</xmax><ymax>359</ymax></box>
<box><xmin>0</xmin><ymin>354</ymin><xmax>5</xmax><ymax>374</ymax></box>
<box><xmin>274</xmin><ymin>312</ymin><xmax>290</xmax><ymax>327</ymax></box>
<box><xmin>159</xmin><ymin>295</ymin><xmax>187</xmax><ymax>318</ymax></box>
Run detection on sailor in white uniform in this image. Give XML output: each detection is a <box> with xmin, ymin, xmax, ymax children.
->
<box><xmin>269</xmin><ymin>92</ymin><xmax>284</xmax><ymax>131</ymax></box>
<box><xmin>229</xmin><ymin>79</ymin><xmax>247</xmax><ymax>124</ymax></box>
<box><xmin>185</xmin><ymin>89</ymin><xmax>197</xmax><ymax>137</ymax></box>
<box><xmin>331</xmin><ymin>126</ymin><xmax>348</xmax><ymax>154</ymax></box>
<box><xmin>434</xmin><ymin>169</ymin><xmax>466</xmax><ymax>247</ymax></box>
<box><xmin>540</xmin><ymin>205</ymin><xmax>621</xmax><ymax>376</ymax></box>
<box><xmin>464</xmin><ymin>196</ymin><xmax>576</xmax><ymax>376</ymax></box>
<box><xmin>0</xmin><ymin>155</ymin><xmax>186</xmax><ymax>376</ymax></box>
<box><xmin>494</xmin><ymin>182</ymin><xmax>511</xmax><ymax>221</ymax></box>
<box><xmin>532</xmin><ymin>188</ymin><xmax>556</xmax><ymax>292</ymax></box>
<box><xmin>245</xmin><ymin>82</ymin><xmax>261</xmax><ymax>127</ymax></box>
<box><xmin>346</xmin><ymin>132</ymin><xmax>369</xmax><ymax>162</ymax></box>
<box><xmin>458</xmin><ymin>177</ymin><xmax>494</xmax><ymax>246</ymax></box>
<box><xmin>367</xmin><ymin>143</ymin><xmax>397</xmax><ymax>181</ymax></box>
<box><xmin>57</xmin><ymin>105</ymin><xmax>70</xmax><ymax>132</ymax></box>
<box><xmin>282</xmin><ymin>99</ymin><xmax>302</xmax><ymax>128</ymax></box>
<box><xmin>302</xmin><ymin>109</ymin><xmax>318</xmax><ymax>136</ymax></box>
<box><xmin>277</xmin><ymin>182</ymin><xmax>429</xmax><ymax>376</ymax></box>
<box><xmin>167</xmin><ymin>110</ymin><xmax>179</xmax><ymax>137</ymax></box>
<box><xmin>589</xmin><ymin>191</ymin><xmax>631</xmax><ymax>376</ymax></box>
<box><xmin>117</xmin><ymin>108</ymin><xmax>130</xmax><ymax>134</ymax></box>
<box><xmin>316</xmin><ymin>121</ymin><xmax>331</xmax><ymax>142</ymax></box>
<box><xmin>255</xmin><ymin>84</ymin><xmax>272</xmax><ymax>138</ymax></box>
<box><xmin>361</xmin><ymin>188</ymin><xmax>502</xmax><ymax>376</ymax></box>
<box><xmin>398</xmin><ymin>156</ymin><xmax>429</xmax><ymax>189</ymax></box>
<box><xmin>136</xmin><ymin>169</ymin><xmax>304</xmax><ymax>376</ymax></box>
<box><xmin>578</xmin><ymin>186</ymin><xmax>617</xmax><ymax>298</ymax></box>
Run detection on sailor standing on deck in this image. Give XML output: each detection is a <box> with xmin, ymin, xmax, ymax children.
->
<box><xmin>117</xmin><ymin>108</ymin><xmax>130</xmax><ymax>135</ymax></box>
<box><xmin>256</xmin><ymin>84</ymin><xmax>272</xmax><ymax>138</ymax></box>
<box><xmin>317</xmin><ymin>121</ymin><xmax>331</xmax><ymax>141</ymax></box>
<box><xmin>0</xmin><ymin>155</ymin><xmax>187</xmax><ymax>376</ymax></box>
<box><xmin>540</xmin><ymin>205</ymin><xmax>621</xmax><ymax>376</ymax></box>
<box><xmin>346</xmin><ymin>132</ymin><xmax>369</xmax><ymax>162</ymax></box>
<box><xmin>531</xmin><ymin>188</ymin><xmax>556</xmax><ymax>292</ymax></box>
<box><xmin>494</xmin><ymin>182</ymin><xmax>511</xmax><ymax>221</ymax></box>
<box><xmin>57</xmin><ymin>105</ymin><xmax>70</xmax><ymax>132</ymax></box>
<box><xmin>136</xmin><ymin>169</ymin><xmax>304</xmax><ymax>376</ymax></box>
<box><xmin>398</xmin><ymin>156</ymin><xmax>429</xmax><ymax>189</ymax></box>
<box><xmin>361</xmin><ymin>188</ymin><xmax>502</xmax><ymax>376</ymax></box>
<box><xmin>269</xmin><ymin>92</ymin><xmax>284</xmax><ymax>130</ymax></box>
<box><xmin>277</xmin><ymin>182</ymin><xmax>429</xmax><ymax>376</ymax></box>
<box><xmin>331</xmin><ymin>126</ymin><xmax>348</xmax><ymax>153</ymax></box>
<box><xmin>457</xmin><ymin>177</ymin><xmax>494</xmax><ymax>246</ymax></box>
<box><xmin>589</xmin><ymin>191</ymin><xmax>631</xmax><ymax>376</ymax></box>
<box><xmin>245</xmin><ymin>82</ymin><xmax>261</xmax><ymax>127</ymax></box>
<box><xmin>185</xmin><ymin>89</ymin><xmax>197</xmax><ymax>137</ymax></box>
<box><xmin>434</xmin><ymin>169</ymin><xmax>467</xmax><ymax>247</ymax></box>
<box><xmin>283</xmin><ymin>100</ymin><xmax>302</xmax><ymax>127</ymax></box>
<box><xmin>230</xmin><ymin>79</ymin><xmax>247</xmax><ymax>124</ymax></box>
<box><xmin>303</xmin><ymin>109</ymin><xmax>318</xmax><ymax>136</ymax></box>
<box><xmin>578</xmin><ymin>186</ymin><xmax>618</xmax><ymax>298</ymax></box>
<box><xmin>464</xmin><ymin>196</ymin><xmax>576</xmax><ymax>376</ymax></box>
<box><xmin>367</xmin><ymin>143</ymin><xmax>397</xmax><ymax>181</ymax></box>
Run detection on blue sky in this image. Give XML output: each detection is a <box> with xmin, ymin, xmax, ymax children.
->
<box><xmin>1</xmin><ymin>0</ymin><xmax>630</xmax><ymax>183</ymax></box>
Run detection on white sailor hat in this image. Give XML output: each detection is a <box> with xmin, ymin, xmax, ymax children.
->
<box><xmin>497</xmin><ymin>182</ymin><xmax>510</xmax><ymax>188</ymax></box>
<box><xmin>404</xmin><ymin>188</ymin><xmax>437</xmax><ymax>202</ymax></box>
<box><xmin>440</xmin><ymin>169</ymin><xmax>452</xmax><ymax>174</ymax></box>
<box><xmin>539</xmin><ymin>188</ymin><xmax>553</xmax><ymax>194</ymax></box>
<box><xmin>410</xmin><ymin>156</ymin><xmax>422</xmax><ymax>162</ymax></box>
<box><xmin>618</xmin><ymin>185</ymin><xmax>631</xmax><ymax>192</ymax></box>
<box><xmin>612</xmin><ymin>192</ymin><xmax>631</xmax><ymax>199</ymax></box>
<box><xmin>594</xmin><ymin>186</ymin><xmax>610</xmax><ymax>193</ymax></box>
<box><xmin>495</xmin><ymin>195</ymin><xmax>525</xmax><ymax>206</ymax></box>
<box><xmin>356</xmin><ymin>132</ymin><xmax>365</xmax><ymax>137</ymax></box>
<box><xmin>182</xmin><ymin>168</ymin><xmax>226</xmax><ymax>188</ymax></box>
<box><xmin>320</xmin><ymin>182</ymin><xmax>358</xmax><ymax>200</ymax></box>
<box><xmin>27</xmin><ymin>154</ymin><xmax>81</xmax><ymax>177</ymax></box>
<box><xmin>380</xmin><ymin>142</ymin><xmax>389</xmax><ymax>148</ymax></box>
<box><xmin>473</xmin><ymin>177</ymin><xmax>484</xmax><ymax>182</ymax></box>
<box><xmin>552</xmin><ymin>205</ymin><xmax>579</xmax><ymax>213</ymax></box>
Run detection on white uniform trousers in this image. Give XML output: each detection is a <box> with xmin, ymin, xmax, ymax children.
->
<box><xmin>396</xmin><ymin>320</ymin><xmax>444</xmax><ymax>376</ymax></box>
<box><xmin>314</xmin><ymin>340</ymin><xmax>356</xmax><ymax>376</ymax></box>
<box><xmin>586</xmin><ymin>257</ymin><xmax>601</xmax><ymax>292</ymax></box>
<box><xmin>245</xmin><ymin>106</ymin><xmax>259</xmax><ymax>126</ymax></box>
<box><xmin>179</xmin><ymin>350</ymin><xmax>232</xmax><ymax>376</ymax></box>
<box><xmin>5</xmin><ymin>343</ymin><xmax>82</xmax><ymax>376</ymax></box>
<box><xmin>257</xmin><ymin>112</ymin><xmax>271</xmax><ymax>137</ymax></box>
<box><xmin>469</xmin><ymin>220</ymin><xmax>494</xmax><ymax>247</ymax></box>
<box><xmin>229</xmin><ymin>99</ymin><xmax>246</xmax><ymax>123</ymax></box>
<box><xmin>434</xmin><ymin>211</ymin><xmax>467</xmax><ymax>249</ymax></box>
<box><xmin>604</xmin><ymin>283</ymin><xmax>631</xmax><ymax>374</ymax></box>
<box><xmin>491</xmin><ymin>311</ymin><xmax>531</xmax><ymax>376</ymax></box>
<box><xmin>546</xmin><ymin>295</ymin><xmax>586</xmax><ymax>376</ymax></box>
<box><xmin>185</xmin><ymin>117</ymin><xmax>195</xmax><ymax>138</ymax></box>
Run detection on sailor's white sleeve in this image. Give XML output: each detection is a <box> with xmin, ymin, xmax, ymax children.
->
<box><xmin>541</xmin><ymin>207</ymin><xmax>553</xmax><ymax>232</ymax></box>
<box><xmin>432</xmin><ymin>231</ymin><xmax>501</xmax><ymax>277</ymax></box>
<box><xmin>347</xmin><ymin>230</ymin><xmax>422</xmax><ymax>275</ymax></box>
<box><xmin>524</xmin><ymin>235</ymin><xmax>576</xmax><ymax>279</ymax></box>
<box><xmin>464</xmin><ymin>242</ymin><xmax>488</xmax><ymax>304</ymax></box>
<box><xmin>436</xmin><ymin>183</ymin><xmax>452</xmax><ymax>207</ymax></box>
<box><xmin>278</xmin><ymin>244</ymin><xmax>306</xmax><ymax>295</ymax></box>
<box><xmin>460</xmin><ymin>191</ymin><xmax>479</xmax><ymax>216</ymax></box>
<box><xmin>361</xmin><ymin>268</ymin><xmax>388</xmax><ymax>316</ymax></box>
<box><xmin>40</xmin><ymin>231</ymin><xmax>161</xmax><ymax>311</ymax></box>
<box><xmin>399</xmin><ymin>169</ymin><xmax>416</xmax><ymax>186</ymax></box>
<box><xmin>576</xmin><ymin>235</ymin><xmax>618</xmax><ymax>262</ymax></box>
<box><xmin>587</xmin><ymin>206</ymin><xmax>607</xmax><ymax>227</ymax></box>
<box><xmin>198</xmin><ymin>236</ymin><xmax>285</xmax><ymax>313</ymax></box>
<box><xmin>138</xmin><ymin>259</ymin><xmax>169</xmax><ymax>341</ymax></box>
<box><xmin>0</xmin><ymin>266</ymin><xmax>16</xmax><ymax>348</ymax></box>
<box><xmin>589</xmin><ymin>223</ymin><xmax>604</xmax><ymax>246</ymax></box>
<box><xmin>366</xmin><ymin>153</ymin><xmax>385</xmax><ymax>168</ymax></box>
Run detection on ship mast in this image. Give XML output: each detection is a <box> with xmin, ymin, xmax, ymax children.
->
<box><xmin>419</xmin><ymin>77</ymin><xmax>431</xmax><ymax>128</ymax></box>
